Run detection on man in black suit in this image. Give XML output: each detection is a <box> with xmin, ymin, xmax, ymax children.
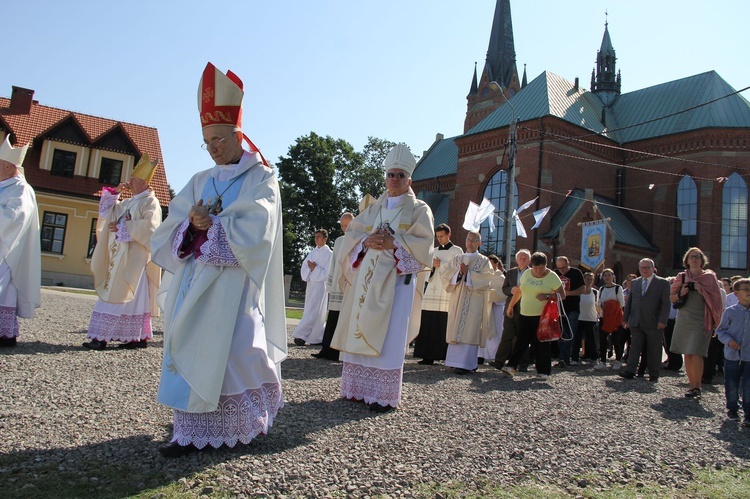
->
<box><xmin>489</xmin><ymin>249</ymin><xmax>531</xmax><ymax>370</ymax></box>
<box><xmin>619</xmin><ymin>258</ymin><xmax>671</xmax><ymax>382</ymax></box>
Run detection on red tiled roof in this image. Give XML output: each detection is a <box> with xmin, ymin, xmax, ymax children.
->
<box><xmin>0</xmin><ymin>96</ymin><xmax>171</xmax><ymax>208</ymax></box>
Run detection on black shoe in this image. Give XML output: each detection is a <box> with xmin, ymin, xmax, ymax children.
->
<box><xmin>477</xmin><ymin>357</ymin><xmax>485</xmax><ymax>365</ymax></box>
<box><xmin>518</xmin><ymin>365</ymin><xmax>529</xmax><ymax>373</ymax></box>
<box><xmin>727</xmin><ymin>410</ymin><xmax>740</xmax><ymax>420</ymax></box>
<box><xmin>369</xmin><ymin>403</ymin><xmax>395</xmax><ymax>413</ymax></box>
<box><xmin>701</xmin><ymin>377</ymin><xmax>715</xmax><ymax>385</ymax></box>
<box><xmin>685</xmin><ymin>388</ymin><xmax>702</xmax><ymax>399</ymax></box>
<box><xmin>417</xmin><ymin>359</ymin><xmax>434</xmax><ymax>365</ymax></box>
<box><xmin>455</xmin><ymin>368</ymin><xmax>472</xmax><ymax>375</ymax></box>
<box><xmin>555</xmin><ymin>360</ymin><xmax>568</xmax><ymax>368</ymax></box>
<box><xmin>311</xmin><ymin>352</ymin><xmax>325</xmax><ymax>359</ymax></box>
<box><xmin>83</xmin><ymin>339</ymin><xmax>107</xmax><ymax>350</ymax></box>
<box><xmin>0</xmin><ymin>337</ymin><xmax>17</xmax><ymax>347</ymax></box>
<box><xmin>118</xmin><ymin>340</ymin><xmax>147</xmax><ymax>349</ymax></box>
<box><xmin>293</xmin><ymin>338</ymin><xmax>306</xmax><ymax>346</ymax></box>
<box><xmin>488</xmin><ymin>360</ymin><xmax>504</xmax><ymax>370</ymax></box>
<box><xmin>618</xmin><ymin>371</ymin><xmax>635</xmax><ymax>380</ymax></box>
<box><xmin>159</xmin><ymin>442</ymin><xmax>201</xmax><ymax>458</ymax></box>
<box><xmin>648</xmin><ymin>376</ymin><xmax>659</xmax><ymax>382</ymax></box>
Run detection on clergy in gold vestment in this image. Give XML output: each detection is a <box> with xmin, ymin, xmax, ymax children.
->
<box><xmin>331</xmin><ymin>144</ymin><xmax>433</xmax><ymax>412</ymax></box>
<box><xmin>443</xmin><ymin>231</ymin><xmax>495</xmax><ymax>374</ymax></box>
<box><xmin>84</xmin><ymin>154</ymin><xmax>161</xmax><ymax>350</ymax></box>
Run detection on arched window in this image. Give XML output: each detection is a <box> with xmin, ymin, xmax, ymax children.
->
<box><xmin>674</xmin><ymin>175</ymin><xmax>698</xmax><ymax>266</ymax></box>
<box><xmin>479</xmin><ymin>169</ymin><xmax>517</xmax><ymax>258</ymax></box>
<box><xmin>721</xmin><ymin>172</ymin><xmax>748</xmax><ymax>269</ymax></box>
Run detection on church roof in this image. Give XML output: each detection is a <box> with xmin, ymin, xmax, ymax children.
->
<box><xmin>412</xmin><ymin>135</ymin><xmax>459</xmax><ymax>181</ymax></box>
<box><xmin>541</xmin><ymin>188</ymin><xmax>658</xmax><ymax>251</ymax></box>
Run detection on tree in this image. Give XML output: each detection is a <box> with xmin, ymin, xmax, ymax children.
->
<box><xmin>277</xmin><ymin>133</ymin><xmax>363</xmax><ymax>274</ymax></box>
<box><xmin>357</xmin><ymin>136</ymin><xmax>394</xmax><ymax>199</ymax></box>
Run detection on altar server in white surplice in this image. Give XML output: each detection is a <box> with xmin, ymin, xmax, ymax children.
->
<box><xmin>150</xmin><ymin>62</ymin><xmax>286</xmax><ymax>457</ymax></box>
<box><xmin>477</xmin><ymin>255</ymin><xmax>507</xmax><ymax>362</ymax></box>
<box><xmin>84</xmin><ymin>154</ymin><xmax>161</xmax><ymax>351</ymax></box>
<box><xmin>292</xmin><ymin>229</ymin><xmax>333</xmax><ymax>346</ymax></box>
<box><xmin>331</xmin><ymin>144</ymin><xmax>434</xmax><ymax>412</ymax></box>
<box><xmin>443</xmin><ymin>231</ymin><xmax>495</xmax><ymax>374</ymax></box>
<box><xmin>0</xmin><ymin>136</ymin><xmax>40</xmax><ymax>348</ymax></box>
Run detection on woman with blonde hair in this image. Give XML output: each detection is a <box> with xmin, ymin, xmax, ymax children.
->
<box><xmin>669</xmin><ymin>247</ymin><xmax>725</xmax><ymax>399</ymax></box>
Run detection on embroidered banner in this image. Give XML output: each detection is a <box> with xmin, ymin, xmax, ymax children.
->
<box><xmin>580</xmin><ymin>220</ymin><xmax>606</xmax><ymax>270</ymax></box>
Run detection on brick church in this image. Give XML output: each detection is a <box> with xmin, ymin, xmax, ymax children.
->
<box><xmin>411</xmin><ymin>0</ymin><xmax>750</xmax><ymax>279</ymax></box>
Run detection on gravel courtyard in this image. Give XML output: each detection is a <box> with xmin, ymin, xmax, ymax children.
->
<box><xmin>1</xmin><ymin>288</ymin><xmax>749</xmax><ymax>498</ymax></box>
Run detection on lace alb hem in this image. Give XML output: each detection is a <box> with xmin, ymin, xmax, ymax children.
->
<box><xmin>171</xmin><ymin>383</ymin><xmax>284</xmax><ymax>449</ymax></box>
<box><xmin>87</xmin><ymin>311</ymin><xmax>152</xmax><ymax>342</ymax></box>
<box><xmin>340</xmin><ymin>361</ymin><xmax>402</xmax><ymax>407</ymax></box>
<box><xmin>172</xmin><ymin>219</ymin><xmax>191</xmax><ymax>261</ymax></box>
<box><xmin>393</xmin><ymin>239</ymin><xmax>424</xmax><ymax>274</ymax></box>
<box><xmin>0</xmin><ymin>306</ymin><xmax>19</xmax><ymax>338</ymax></box>
<box><xmin>348</xmin><ymin>238</ymin><xmax>366</xmax><ymax>267</ymax></box>
<box><xmin>196</xmin><ymin>215</ymin><xmax>239</xmax><ymax>266</ymax></box>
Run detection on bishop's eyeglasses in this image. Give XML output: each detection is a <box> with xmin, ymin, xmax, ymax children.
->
<box><xmin>201</xmin><ymin>133</ymin><xmax>235</xmax><ymax>150</ymax></box>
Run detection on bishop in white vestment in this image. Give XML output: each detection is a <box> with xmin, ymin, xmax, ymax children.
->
<box><xmin>0</xmin><ymin>137</ymin><xmax>40</xmax><ymax>347</ymax></box>
<box><xmin>84</xmin><ymin>154</ymin><xmax>161</xmax><ymax>350</ymax></box>
<box><xmin>150</xmin><ymin>62</ymin><xmax>286</xmax><ymax>457</ymax></box>
<box><xmin>292</xmin><ymin>229</ymin><xmax>332</xmax><ymax>346</ymax></box>
<box><xmin>331</xmin><ymin>144</ymin><xmax>434</xmax><ymax>412</ymax></box>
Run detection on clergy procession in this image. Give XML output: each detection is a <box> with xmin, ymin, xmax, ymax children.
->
<box><xmin>2</xmin><ymin>60</ymin><xmax>749</xmax><ymax>467</ymax></box>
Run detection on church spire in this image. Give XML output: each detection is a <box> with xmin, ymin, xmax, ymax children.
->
<box><xmin>468</xmin><ymin>62</ymin><xmax>478</xmax><ymax>97</ymax></box>
<box><xmin>484</xmin><ymin>0</ymin><xmax>518</xmax><ymax>89</ymax></box>
<box><xmin>591</xmin><ymin>16</ymin><xmax>621</xmax><ymax>106</ymax></box>
<box><xmin>521</xmin><ymin>63</ymin><xmax>527</xmax><ymax>88</ymax></box>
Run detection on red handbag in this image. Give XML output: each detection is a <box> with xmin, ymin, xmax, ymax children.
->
<box><xmin>537</xmin><ymin>294</ymin><xmax>563</xmax><ymax>342</ymax></box>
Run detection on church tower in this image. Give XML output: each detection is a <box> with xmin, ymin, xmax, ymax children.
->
<box><xmin>464</xmin><ymin>0</ymin><xmax>520</xmax><ymax>133</ymax></box>
<box><xmin>591</xmin><ymin>19</ymin><xmax>622</xmax><ymax>107</ymax></box>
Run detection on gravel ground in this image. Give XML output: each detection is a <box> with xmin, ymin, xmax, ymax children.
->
<box><xmin>1</xmin><ymin>288</ymin><xmax>749</xmax><ymax>498</ymax></box>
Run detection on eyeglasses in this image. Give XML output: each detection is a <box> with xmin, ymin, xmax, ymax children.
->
<box><xmin>386</xmin><ymin>172</ymin><xmax>407</xmax><ymax>179</ymax></box>
<box><xmin>201</xmin><ymin>133</ymin><xmax>235</xmax><ymax>150</ymax></box>
<box><xmin>688</xmin><ymin>254</ymin><xmax>702</xmax><ymax>259</ymax></box>
<box><xmin>736</xmin><ymin>288</ymin><xmax>750</xmax><ymax>292</ymax></box>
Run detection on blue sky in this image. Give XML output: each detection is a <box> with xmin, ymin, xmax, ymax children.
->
<box><xmin>5</xmin><ymin>1</ymin><xmax>748</xmax><ymax>191</ymax></box>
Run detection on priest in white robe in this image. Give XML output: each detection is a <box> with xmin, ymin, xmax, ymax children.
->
<box><xmin>150</xmin><ymin>62</ymin><xmax>286</xmax><ymax>457</ymax></box>
<box><xmin>413</xmin><ymin>223</ymin><xmax>463</xmax><ymax>365</ymax></box>
<box><xmin>313</xmin><ymin>212</ymin><xmax>354</xmax><ymax>361</ymax></box>
<box><xmin>443</xmin><ymin>231</ymin><xmax>495</xmax><ymax>374</ymax></box>
<box><xmin>84</xmin><ymin>154</ymin><xmax>161</xmax><ymax>350</ymax></box>
<box><xmin>0</xmin><ymin>136</ymin><xmax>40</xmax><ymax>348</ymax></box>
<box><xmin>331</xmin><ymin>144</ymin><xmax>434</xmax><ymax>412</ymax></box>
<box><xmin>292</xmin><ymin>229</ymin><xmax>332</xmax><ymax>346</ymax></box>
<box><xmin>478</xmin><ymin>255</ymin><xmax>507</xmax><ymax>362</ymax></box>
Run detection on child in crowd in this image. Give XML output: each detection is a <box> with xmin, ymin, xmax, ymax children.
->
<box><xmin>715</xmin><ymin>278</ymin><xmax>750</xmax><ymax>425</ymax></box>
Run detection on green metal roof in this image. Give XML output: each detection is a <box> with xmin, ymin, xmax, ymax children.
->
<box><xmin>610</xmin><ymin>71</ymin><xmax>750</xmax><ymax>143</ymax></box>
<box><xmin>541</xmin><ymin>188</ymin><xmax>657</xmax><ymax>251</ymax></box>
<box><xmin>412</xmin><ymin>135</ymin><xmax>459</xmax><ymax>181</ymax></box>
<box><xmin>416</xmin><ymin>191</ymin><xmax>450</xmax><ymax>226</ymax></box>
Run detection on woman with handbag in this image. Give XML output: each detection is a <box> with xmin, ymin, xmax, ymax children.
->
<box><xmin>502</xmin><ymin>252</ymin><xmax>565</xmax><ymax>380</ymax></box>
<box><xmin>669</xmin><ymin>247</ymin><xmax>725</xmax><ymax>399</ymax></box>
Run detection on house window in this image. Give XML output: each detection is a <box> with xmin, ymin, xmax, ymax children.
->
<box><xmin>99</xmin><ymin>158</ymin><xmax>123</xmax><ymax>185</ymax></box>
<box><xmin>674</xmin><ymin>175</ymin><xmax>698</xmax><ymax>266</ymax></box>
<box><xmin>87</xmin><ymin>218</ymin><xmax>98</xmax><ymax>258</ymax></box>
<box><xmin>721</xmin><ymin>172</ymin><xmax>748</xmax><ymax>269</ymax></box>
<box><xmin>41</xmin><ymin>211</ymin><xmax>67</xmax><ymax>254</ymax></box>
<box><xmin>480</xmin><ymin>169</ymin><xmax>517</xmax><ymax>259</ymax></box>
<box><xmin>50</xmin><ymin>149</ymin><xmax>76</xmax><ymax>177</ymax></box>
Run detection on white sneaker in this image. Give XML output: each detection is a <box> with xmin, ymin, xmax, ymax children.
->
<box><xmin>536</xmin><ymin>373</ymin><xmax>550</xmax><ymax>380</ymax></box>
<box><xmin>612</xmin><ymin>360</ymin><xmax>622</xmax><ymax>370</ymax></box>
<box><xmin>501</xmin><ymin>366</ymin><xmax>516</xmax><ymax>377</ymax></box>
<box><xmin>593</xmin><ymin>360</ymin><xmax>607</xmax><ymax>370</ymax></box>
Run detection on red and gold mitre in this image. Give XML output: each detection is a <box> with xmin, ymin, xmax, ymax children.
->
<box><xmin>198</xmin><ymin>62</ymin><xmax>244</xmax><ymax>130</ymax></box>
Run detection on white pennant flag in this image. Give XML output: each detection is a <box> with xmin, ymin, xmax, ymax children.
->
<box><xmin>516</xmin><ymin>196</ymin><xmax>538</xmax><ymax>215</ymax></box>
<box><xmin>462</xmin><ymin>198</ymin><xmax>496</xmax><ymax>232</ymax></box>
<box><xmin>513</xmin><ymin>209</ymin><xmax>527</xmax><ymax>238</ymax></box>
<box><xmin>530</xmin><ymin>206</ymin><xmax>551</xmax><ymax>230</ymax></box>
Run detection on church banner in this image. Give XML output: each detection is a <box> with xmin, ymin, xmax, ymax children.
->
<box><xmin>580</xmin><ymin>220</ymin><xmax>606</xmax><ymax>270</ymax></box>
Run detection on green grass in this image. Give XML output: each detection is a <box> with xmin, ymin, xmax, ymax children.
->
<box><xmin>286</xmin><ymin>308</ymin><xmax>303</xmax><ymax>320</ymax></box>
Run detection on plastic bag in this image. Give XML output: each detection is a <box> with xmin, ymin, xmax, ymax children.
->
<box><xmin>537</xmin><ymin>294</ymin><xmax>562</xmax><ymax>342</ymax></box>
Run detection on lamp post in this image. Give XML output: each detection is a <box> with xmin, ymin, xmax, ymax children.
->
<box><xmin>489</xmin><ymin>81</ymin><xmax>518</xmax><ymax>270</ymax></box>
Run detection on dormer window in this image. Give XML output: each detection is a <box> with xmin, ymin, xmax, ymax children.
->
<box><xmin>50</xmin><ymin>149</ymin><xmax>76</xmax><ymax>177</ymax></box>
<box><xmin>99</xmin><ymin>157</ymin><xmax>123</xmax><ymax>185</ymax></box>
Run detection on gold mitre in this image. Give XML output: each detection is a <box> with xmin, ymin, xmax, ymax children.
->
<box><xmin>132</xmin><ymin>153</ymin><xmax>158</xmax><ymax>183</ymax></box>
<box><xmin>358</xmin><ymin>194</ymin><xmax>377</xmax><ymax>214</ymax></box>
